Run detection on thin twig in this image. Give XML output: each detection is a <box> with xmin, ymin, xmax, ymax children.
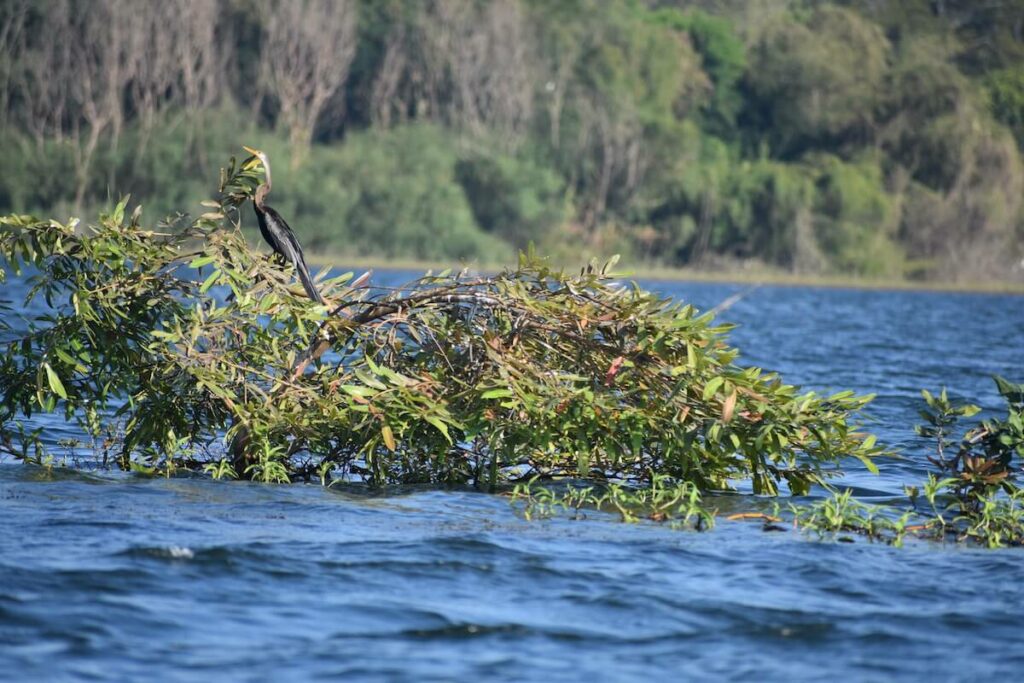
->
<box><xmin>708</xmin><ymin>283</ymin><xmax>762</xmax><ymax>317</ymax></box>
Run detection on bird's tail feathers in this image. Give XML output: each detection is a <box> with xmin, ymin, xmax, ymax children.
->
<box><xmin>295</xmin><ymin>259</ymin><xmax>325</xmax><ymax>305</ymax></box>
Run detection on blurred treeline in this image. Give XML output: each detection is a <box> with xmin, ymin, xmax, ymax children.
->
<box><xmin>1</xmin><ymin>0</ymin><xmax>1023</xmax><ymax>279</ymax></box>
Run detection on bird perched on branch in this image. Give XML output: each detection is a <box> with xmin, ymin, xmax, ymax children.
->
<box><xmin>242</xmin><ymin>146</ymin><xmax>324</xmax><ymax>305</ymax></box>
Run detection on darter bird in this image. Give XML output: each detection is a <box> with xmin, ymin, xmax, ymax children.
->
<box><xmin>242</xmin><ymin>146</ymin><xmax>324</xmax><ymax>305</ymax></box>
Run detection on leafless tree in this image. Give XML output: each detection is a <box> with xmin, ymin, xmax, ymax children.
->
<box><xmin>369</xmin><ymin>23</ymin><xmax>408</xmax><ymax>129</ymax></box>
<box><xmin>7</xmin><ymin>0</ymin><xmax>70</xmax><ymax>151</ymax></box>
<box><xmin>69</xmin><ymin>0</ymin><xmax>137</xmax><ymax>209</ymax></box>
<box><xmin>537</xmin><ymin>31</ymin><xmax>580</xmax><ymax>150</ymax></box>
<box><xmin>176</xmin><ymin>0</ymin><xmax>222</xmax><ymax>118</ymax></box>
<box><xmin>6</xmin><ymin>0</ymin><xmax>135</xmax><ymax>209</ymax></box>
<box><xmin>368</xmin><ymin>0</ymin><xmax>535</xmax><ymax>146</ymax></box>
<box><xmin>258</xmin><ymin>0</ymin><xmax>357</xmax><ymax>167</ymax></box>
<box><xmin>369</xmin><ymin>2</ymin><xmax>449</xmax><ymax>128</ymax></box>
<box><xmin>124</xmin><ymin>3</ymin><xmax>178</xmax><ymax>163</ymax></box>
<box><xmin>0</xmin><ymin>0</ymin><xmax>30</xmax><ymax>131</ymax></box>
<box><xmin>126</xmin><ymin>0</ymin><xmax>222</xmax><ymax>164</ymax></box>
<box><xmin>444</xmin><ymin>0</ymin><xmax>535</xmax><ymax>144</ymax></box>
<box><xmin>576</xmin><ymin>94</ymin><xmax>644</xmax><ymax>231</ymax></box>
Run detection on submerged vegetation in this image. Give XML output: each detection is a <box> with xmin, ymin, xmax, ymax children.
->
<box><xmin>508</xmin><ymin>377</ymin><xmax>1024</xmax><ymax>548</ymax></box>
<box><xmin>509</xmin><ymin>475</ymin><xmax>715</xmax><ymax>531</ymax></box>
<box><xmin>0</xmin><ymin>151</ymin><xmax>884</xmax><ymax>496</ymax></box>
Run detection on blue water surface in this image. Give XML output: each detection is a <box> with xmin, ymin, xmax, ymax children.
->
<box><xmin>1</xmin><ymin>269</ymin><xmax>1023</xmax><ymax>682</ymax></box>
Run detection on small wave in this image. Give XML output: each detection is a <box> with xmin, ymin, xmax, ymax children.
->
<box><xmin>400</xmin><ymin>622</ymin><xmax>531</xmax><ymax>639</ymax></box>
<box><xmin>122</xmin><ymin>545</ymin><xmax>195</xmax><ymax>560</ymax></box>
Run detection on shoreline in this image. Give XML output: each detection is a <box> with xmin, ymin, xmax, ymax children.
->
<box><xmin>306</xmin><ymin>253</ymin><xmax>1024</xmax><ymax>295</ymax></box>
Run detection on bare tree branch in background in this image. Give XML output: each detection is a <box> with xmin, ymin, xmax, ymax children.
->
<box><xmin>529</xmin><ymin>8</ymin><xmax>649</xmax><ymax>233</ymax></box>
<box><xmin>177</xmin><ymin>0</ymin><xmax>223</xmax><ymax>162</ymax></box>
<box><xmin>177</xmin><ymin>0</ymin><xmax>222</xmax><ymax>116</ymax></box>
<box><xmin>69</xmin><ymin>0</ymin><xmax>137</xmax><ymax>209</ymax></box>
<box><xmin>369</xmin><ymin>0</ymin><xmax>535</xmax><ymax>146</ymax></box>
<box><xmin>369</xmin><ymin>23</ymin><xmax>408</xmax><ymax>128</ymax></box>
<box><xmin>537</xmin><ymin>29</ymin><xmax>580</xmax><ymax>150</ymax></box>
<box><xmin>576</xmin><ymin>95</ymin><xmax>644</xmax><ymax>231</ymax></box>
<box><xmin>259</xmin><ymin>0</ymin><xmax>357</xmax><ymax>168</ymax></box>
<box><xmin>0</xmin><ymin>0</ymin><xmax>29</xmax><ymax>132</ymax></box>
<box><xmin>125</xmin><ymin>2</ymin><xmax>178</xmax><ymax>165</ymax></box>
<box><xmin>127</xmin><ymin>0</ymin><xmax>222</xmax><ymax>166</ymax></box>
<box><xmin>445</xmin><ymin>0</ymin><xmax>535</xmax><ymax>146</ymax></box>
<box><xmin>8</xmin><ymin>0</ymin><xmax>71</xmax><ymax>152</ymax></box>
<box><xmin>411</xmin><ymin>0</ymin><xmax>453</xmax><ymax>122</ymax></box>
<box><xmin>369</xmin><ymin>2</ymin><xmax>449</xmax><ymax>127</ymax></box>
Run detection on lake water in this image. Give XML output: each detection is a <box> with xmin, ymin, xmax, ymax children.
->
<box><xmin>1</xmin><ymin>270</ymin><xmax>1023</xmax><ymax>681</ymax></box>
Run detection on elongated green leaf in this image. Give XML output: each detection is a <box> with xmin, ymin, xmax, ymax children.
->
<box><xmin>481</xmin><ymin>388</ymin><xmax>514</xmax><ymax>399</ymax></box>
<box><xmin>354</xmin><ymin>369</ymin><xmax>387</xmax><ymax>390</ymax></box>
<box><xmin>43</xmin><ymin>363</ymin><xmax>68</xmax><ymax>399</ymax></box>
<box><xmin>703</xmin><ymin>376</ymin><xmax>724</xmax><ymax>401</ymax></box>
<box><xmin>341</xmin><ymin>385</ymin><xmax>377</xmax><ymax>398</ymax></box>
<box><xmin>854</xmin><ymin>452</ymin><xmax>879</xmax><ymax>475</ymax></box>
<box><xmin>200</xmin><ymin>269</ymin><xmax>220</xmax><ymax>293</ymax></box>
<box><xmin>425</xmin><ymin>416</ymin><xmax>451</xmax><ymax>443</ymax></box>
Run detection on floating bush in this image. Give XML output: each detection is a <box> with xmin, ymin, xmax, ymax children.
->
<box><xmin>0</xmin><ymin>153</ymin><xmax>883</xmax><ymax>492</ymax></box>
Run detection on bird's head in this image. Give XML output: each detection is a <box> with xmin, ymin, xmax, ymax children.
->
<box><xmin>242</xmin><ymin>146</ymin><xmax>272</xmax><ymax>204</ymax></box>
<box><xmin>242</xmin><ymin>146</ymin><xmax>269</xmax><ymax>172</ymax></box>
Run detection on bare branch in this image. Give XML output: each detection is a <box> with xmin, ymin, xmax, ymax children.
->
<box><xmin>258</xmin><ymin>0</ymin><xmax>357</xmax><ymax>167</ymax></box>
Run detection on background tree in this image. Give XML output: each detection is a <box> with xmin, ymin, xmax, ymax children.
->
<box><xmin>258</xmin><ymin>0</ymin><xmax>357</xmax><ymax>167</ymax></box>
<box><xmin>0</xmin><ymin>0</ymin><xmax>1022</xmax><ymax>281</ymax></box>
<box><xmin>745</xmin><ymin>6</ymin><xmax>891</xmax><ymax>157</ymax></box>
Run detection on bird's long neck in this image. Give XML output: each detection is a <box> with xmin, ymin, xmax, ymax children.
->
<box><xmin>254</xmin><ymin>184</ymin><xmax>269</xmax><ymax>210</ymax></box>
<box><xmin>254</xmin><ymin>155</ymin><xmax>273</xmax><ymax>210</ymax></box>
<box><xmin>261</xmin><ymin>156</ymin><xmax>272</xmax><ymax>196</ymax></box>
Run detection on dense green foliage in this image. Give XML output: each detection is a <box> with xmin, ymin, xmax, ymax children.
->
<box><xmin>790</xmin><ymin>377</ymin><xmax>1024</xmax><ymax>547</ymax></box>
<box><xmin>1</xmin><ymin>0</ymin><xmax>1022</xmax><ymax>279</ymax></box>
<box><xmin>510</xmin><ymin>475</ymin><xmax>715</xmax><ymax>530</ymax></box>
<box><xmin>509</xmin><ymin>378</ymin><xmax>1024</xmax><ymax>547</ymax></box>
<box><xmin>0</xmin><ymin>151</ymin><xmax>884</xmax><ymax>492</ymax></box>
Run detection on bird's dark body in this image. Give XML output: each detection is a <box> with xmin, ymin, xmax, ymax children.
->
<box><xmin>253</xmin><ymin>203</ymin><xmax>324</xmax><ymax>304</ymax></box>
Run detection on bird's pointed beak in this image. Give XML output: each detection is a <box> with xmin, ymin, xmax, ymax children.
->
<box><xmin>241</xmin><ymin>146</ymin><xmax>263</xmax><ymax>170</ymax></box>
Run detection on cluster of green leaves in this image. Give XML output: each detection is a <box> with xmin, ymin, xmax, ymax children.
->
<box><xmin>787</xmin><ymin>475</ymin><xmax>1024</xmax><ymax>550</ymax></box>
<box><xmin>0</xmin><ymin>152</ymin><xmax>884</xmax><ymax>492</ymax></box>
<box><xmin>914</xmin><ymin>378</ymin><xmax>1024</xmax><ymax>508</ymax></box>
<box><xmin>509</xmin><ymin>474</ymin><xmax>714</xmax><ymax>530</ymax></box>
<box><xmin>906</xmin><ymin>474</ymin><xmax>1024</xmax><ymax>549</ymax></box>
<box><xmin>783</xmin><ymin>378</ymin><xmax>1024</xmax><ymax>548</ymax></box>
<box><xmin>506</xmin><ymin>375</ymin><xmax>1024</xmax><ymax>549</ymax></box>
<box><xmin>986</xmin><ymin>67</ymin><xmax>1024</xmax><ymax>148</ymax></box>
<box><xmin>784</xmin><ymin>489</ymin><xmax>913</xmax><ymax>547</ymax></box>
